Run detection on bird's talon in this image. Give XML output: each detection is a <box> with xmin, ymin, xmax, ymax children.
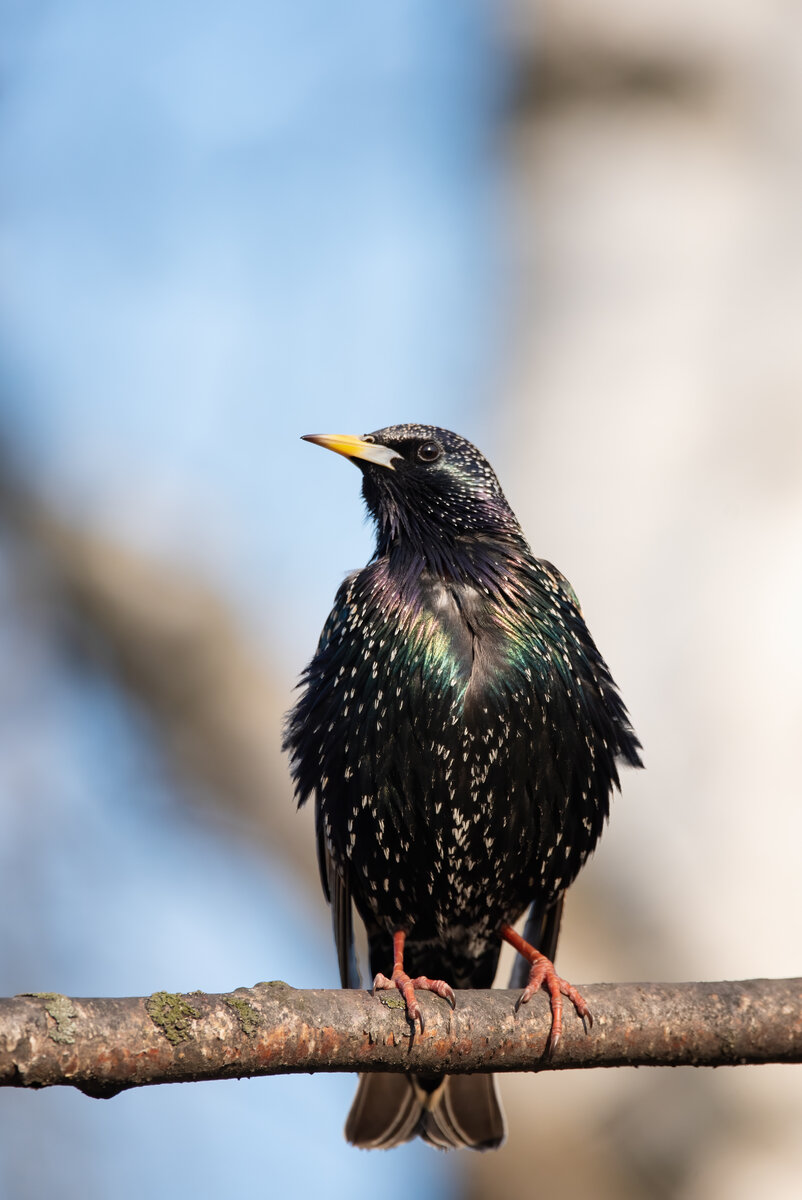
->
<box><xmin>501</xmin><ymin>923</ymin><xmax>591</xmax><ymax>1052</ymax></box>
<box><xmin>371</xmin><ymin>972</ymin><xmax>391</xmax><ymax>995</ymax></box>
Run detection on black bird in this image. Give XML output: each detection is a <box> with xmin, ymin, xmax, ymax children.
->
<box><xmin>284</xmin><ymin>424</ymin><xmax>642</xmax><ymax>1150</ymax></box>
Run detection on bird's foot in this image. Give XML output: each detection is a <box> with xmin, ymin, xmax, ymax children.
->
<box><xmin>373</xmin><ymin>931</ymin><xmax>455</xmax><ymax>1032</ymax></box>
<box><xmin>372</xmin><ymin>970</ymin><xmax>456</xmax><ymax>1032</ymax></box>
<box><xmin>500</xmin><ymin>922</ymin><xmax>592</xmax><ymax>1055</ymax></box>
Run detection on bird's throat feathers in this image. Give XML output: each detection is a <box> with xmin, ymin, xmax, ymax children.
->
<box><xmin>362</xmin><ymin>449</ymin><xmax>525</xmax><ymax>566</ymax></box>
<box><xmin>353</xmin><ymin>540</ymin><xmax>553</xmax><ymax>712</ymax></box>
<box><xmin>371</xmin><ymin>533</ymin><xmax>532</xmax><ymax>617</ymax></box>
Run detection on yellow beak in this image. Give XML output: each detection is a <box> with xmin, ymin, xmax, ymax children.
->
<box><xmin>301</xmin><ymin>433</ymin><xmax>398</xmax><ymax>470</ymax></box>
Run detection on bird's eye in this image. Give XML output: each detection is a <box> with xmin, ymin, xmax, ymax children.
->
<box><xmin>362</xmin><ymin>434</ymin><xmax>375</xmax><ymax>443</ymax></box>
<box><xmin>417</xmin><ymin>440</ymin><xmax>442</xmax><ymax>464</ymax></box>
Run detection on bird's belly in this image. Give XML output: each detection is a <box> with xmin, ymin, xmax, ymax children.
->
<box><xmin>423</xmin><ymin>800</ymin><xmax>526</xmax><ymax>907</ymax></box>
<box><xmin>343</xmin><ymin>772</ymin><xmax>533</xmax><ymax>944</ymax></box>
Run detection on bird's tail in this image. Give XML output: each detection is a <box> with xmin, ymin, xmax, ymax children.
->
<box><xmin>344</xmin><ymin>1072</ymin><xmax>506</xmax><ymax>1151</ymax></box>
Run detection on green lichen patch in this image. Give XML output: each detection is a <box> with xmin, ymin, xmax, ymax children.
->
<box><xmin>377</xmin><ymin>993</ymin><xmax>407</xmax><ymax>1011</ymax></box>
<box><xmin>224</xmin><ymin>995</ymin><xmax>263</xmax><ymax>1038</ymax></box>
<box><xmin>33</xmin><ymin>993</ymin><xmax>78</xmax><ymax>1044</ymax></box>
<box><xmin>145</xmin><ymin>991</ymin><xmax>200</xmax><ymax>1046</ymax></box>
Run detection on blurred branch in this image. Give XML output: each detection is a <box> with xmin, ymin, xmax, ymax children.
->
<box><xmin>2</xmin><ymin>979</ymin><xmax>800</xmax><ymax>1096</ymax></box>
<box><xmin>0</xmin><ymin>447</ymin><xmax>315</xmax><ymax>884</ymax></box>
<box><xmin>503</xmin><ymin>2</ymin><xmax>730</xmax><ymax>116</ymax></box>
<box><xmin>511</xmin><ymin>41</ymin><xmax>714</xmax><ymax>115</ymax></box>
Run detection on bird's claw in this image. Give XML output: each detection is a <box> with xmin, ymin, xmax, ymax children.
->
<box><xmin>373</xmin><ymin>969</ymin><xmax>455</xmax><ymax>1031</ymax></box>
<box><xmin>518</xmin><ymin>963</ymin><xmax>592</xmax><ymax>1056</ymax></box>
<box><xmin>502</xmin><ymin>922</ymin><xmax>591</xmax><ymax>1056</ymax></box>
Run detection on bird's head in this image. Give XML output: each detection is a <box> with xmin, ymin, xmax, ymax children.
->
<box><xmin>302</xmin><ymin>424</ymin><xmax>524</xmax><ymax>570</ymax></box>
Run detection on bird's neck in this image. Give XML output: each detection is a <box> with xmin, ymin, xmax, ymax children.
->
<box><xmin>375</xmin><ymin>529</ymin><xmax>530</xmax><ymax>596</ymax></box>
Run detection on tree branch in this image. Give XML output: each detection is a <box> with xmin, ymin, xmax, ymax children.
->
<box><xmin>2</xmin><ymin>979</ymin><xmax>799</xmax><ymax>1097</ymax></box>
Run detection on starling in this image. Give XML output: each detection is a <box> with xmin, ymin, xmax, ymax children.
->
<box><xmin>284</xmin><ymin>424</ymin><xmax>642</xmax><ymax>1151</ymax></box>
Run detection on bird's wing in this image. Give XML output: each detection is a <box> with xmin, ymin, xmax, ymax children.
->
<box><xmin>535</xmin><ymin>558</ymin><xmax>584</xmax><ymax>615</ymax></box>
<box><xmin>316</xmin><ymin>808</ymin><xmax>360</xmax><ymax>989</ymax></box>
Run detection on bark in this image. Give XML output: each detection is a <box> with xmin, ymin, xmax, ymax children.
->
<box><xmin>1</xmin><ymin>979</ymin><xmax>800</xmax><ymax>1097</ymax></box>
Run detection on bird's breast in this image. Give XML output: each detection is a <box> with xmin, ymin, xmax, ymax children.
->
<box><xmin>328</xmin><ymin>576</ymin><xmax>532</xmax><ymax>890</ymax></box>
<box><xmin>303</xmin><ymin>559</ymin><xmax>603</xmax><ymax>932</ymax></box>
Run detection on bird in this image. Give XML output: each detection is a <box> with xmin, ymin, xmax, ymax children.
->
<box><xmin>283</xmin><ymin>424</ymin><xmax>642</xmax><ymax>1151</ymax></box>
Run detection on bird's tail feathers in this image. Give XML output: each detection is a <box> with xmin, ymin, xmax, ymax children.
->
<box><xmin>345</xmin><ymin>1072</ymin><xmax>505</xmax><ymax>1151</ymax></box>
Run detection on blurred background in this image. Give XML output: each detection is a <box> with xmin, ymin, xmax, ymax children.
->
<box><xmin>1</xmin><ymin>0</ymin><xmax>801</xmax><ymax>1196</ymax></box>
